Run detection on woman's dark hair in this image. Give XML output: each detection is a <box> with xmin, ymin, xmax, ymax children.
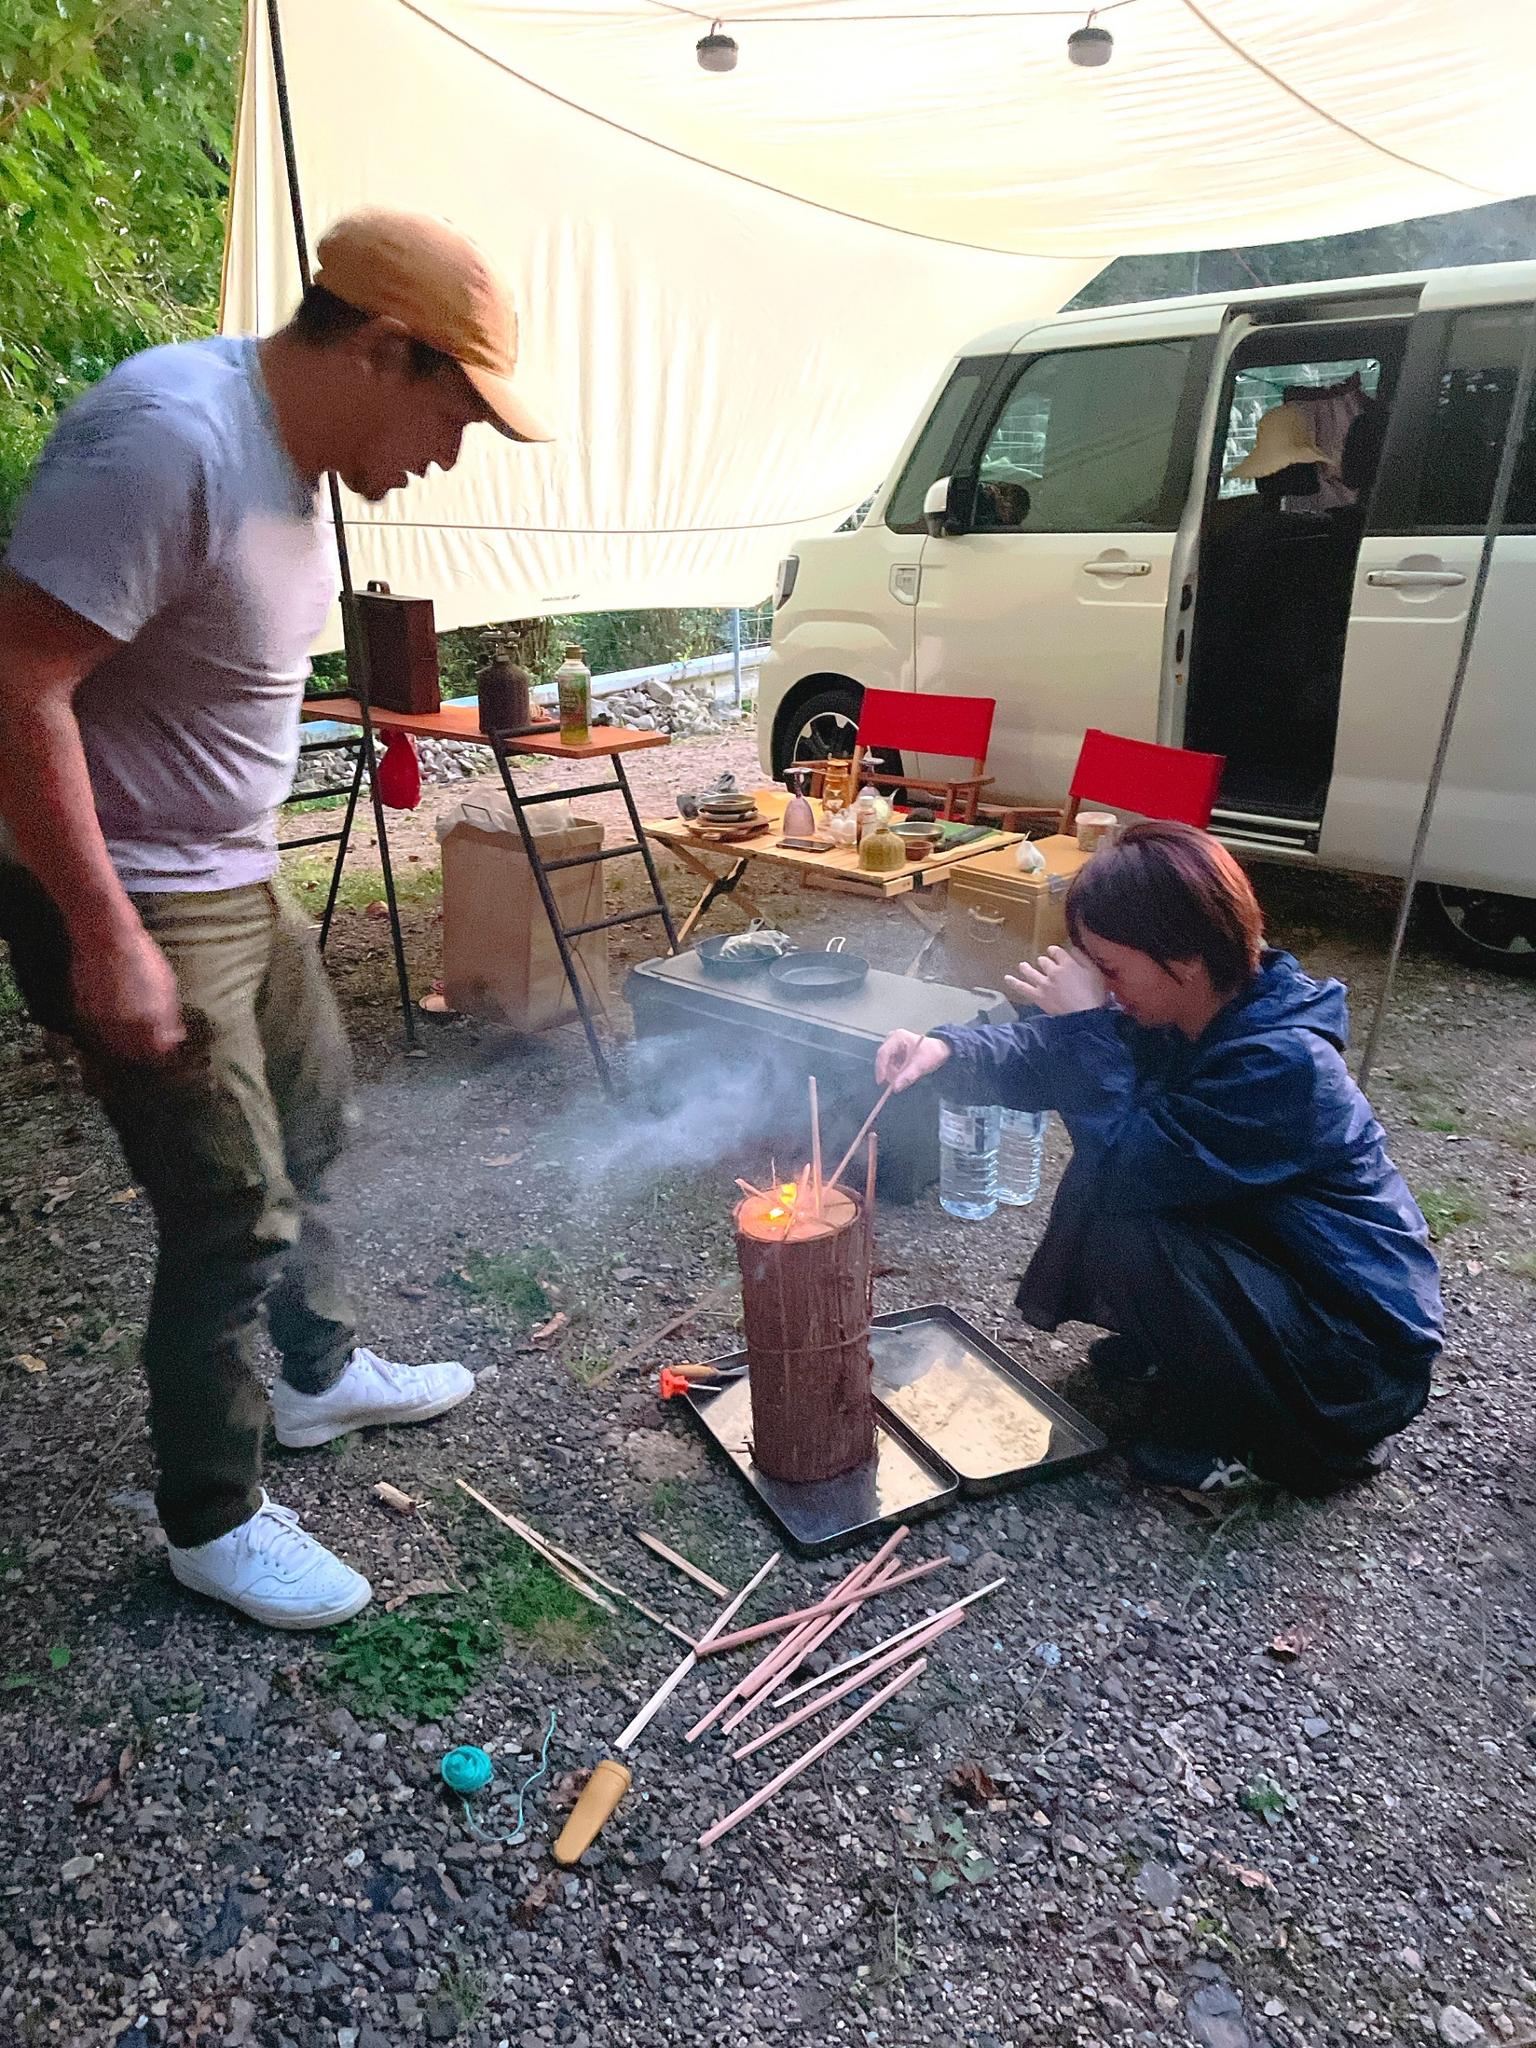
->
<box><xmin>291</xmin><ymin>284</ymin><xmax>454</xmax><ymax>380</ymax></box>
<box><xmin>1066</xmin><ymin>819</ymin><xmax>1264</xmax><ymax>992</ymax></box>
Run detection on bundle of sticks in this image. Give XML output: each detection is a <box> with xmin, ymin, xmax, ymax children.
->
<box><xmin>620</xmin><ymin>1522</ymin><xmax>1002</xmax><ymax>1849</ymax></box>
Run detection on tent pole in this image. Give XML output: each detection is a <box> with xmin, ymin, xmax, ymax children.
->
<box><xmin>263</xmin><ymin>0</ymin><xmax>418</xmax><ymax>1048</ymax></box>
<box><xmin>1357</xmin><ymin>299</ymin><xmax>1536</xmax><ymax>1089</ymax></box>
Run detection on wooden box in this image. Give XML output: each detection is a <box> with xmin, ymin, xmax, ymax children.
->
<box><xmin>942</xmin><ymin>833</ymin><xmax>1093</xmax><ymax>990</ymax></box>
<box><xmin>352</xmin><ymin>581</ymin><xmax>441</xmax><ymax>715</ymax></box>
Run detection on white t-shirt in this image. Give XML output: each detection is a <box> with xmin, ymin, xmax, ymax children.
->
<box><xmin>3</xmin><ymin>336</ymin><xmax>336</xmax><ymax>891</ymax></box>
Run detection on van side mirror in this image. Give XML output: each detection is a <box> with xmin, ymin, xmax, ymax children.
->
<box><xmin>923</xmin><ymin>473</ymin><xmax>977</xmax><ymax>538</ymax></box>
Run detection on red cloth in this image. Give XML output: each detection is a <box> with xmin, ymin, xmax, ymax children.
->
<box><xmin>376</xmin><ymin>730</ymin><xmax>422</xmax><ymax>810</ymax></box>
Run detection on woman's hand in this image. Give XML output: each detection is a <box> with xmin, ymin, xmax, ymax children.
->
<box><xmin>1004</xmin><ymin>945</ymin><xmax>1107</xmax><ymax>1018</ymax></box>
<box><xmin>875</xmin><ymin>1029</ymin><xmax>951</xmax><ymax>1093</ymax></box>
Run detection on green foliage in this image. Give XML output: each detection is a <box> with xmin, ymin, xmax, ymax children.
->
<box><xmin>1069</xmin><ymin>197</ymin><xmax>1536</xmax><ymax>312</ymax></box>
<box><xmin>1240</xmin><ymin>1774</ymin><xmax>1298</xmax><ymax>1826</ymax></box>
<box><xmin>0</xmin><ymin>960</ymin><xmax>21</xmax><ymax>1020</ymax></box>
<box><xmin>0</xmin><ymin>0</ymin><xmax>243</xmax><ymax>538</ymax></box>
<box><xmin>322</xmin><ymin>1544</ymin><xmax>599</xmax><ymax>1722</ymax></box>
<box><xmin>900</xmin><ymin>1811</ymin><xmax>998</xmax><ymax>1893</ymax></box>
<box><xmin>441</xmin><ymin>1246</ymin><xmax>559</xmax><ymax>1328</ymax></box>
<box><xmin>1414</xmin><ymin>1184</ymin><xmax>1485</xmax><ymax>1242</ymax></box>
<box><xmin>323</xmin><ymin>1594</ymin><xmax>505</xmax><ymax>1725</ymax></box>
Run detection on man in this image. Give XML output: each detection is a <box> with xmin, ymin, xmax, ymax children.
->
<box><xmin>0</xmin><ymin>210</ymin><xmax>554</xmax><ymax>1628</ymax></box>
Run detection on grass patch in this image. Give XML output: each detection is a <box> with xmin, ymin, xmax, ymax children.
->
<box><xmin>1500</xmin><ymin>1250</ymin><xmax>1536</xmax><ymax>1285</ymax></box>
<box><xmin>322</xmin><ymin>1542</ymin><xmax>600</xmax><ymax>1722</ymax></box>
<box><xmin>0</xmin><ymin>961</ymin><xmax>20</xmax><ymax>1020</ymax></box>
<box><xmin>441</xmin><ymin>1246</ymin><xmax>559</xmax><ymax>1330</ymax></box>
<box><xmin>439</xmin><ymin>1957</ymin><xmax>490</xmax><ymax>2027</ymax></box>
<box><xmin>650</xmin><ymin>1479</ymin><xmax>686</xmax><ymax>1520</ymax></box>
<box><xmin>280</xmin><ymin>853</ymin><xmax>443</xmax><ymax>913</ymax></box>
<box><xmin>1492</xmin><ymin>1119</ymin><xmax>1536</xmax><ymax>1156</ymax></box>
<box><xmin>1415</xmin><ymin>1183</ymin><xmax>1485</xmax><ymax>1241</ymax></box>
<box><xmin>567</xmin><ymin>1347</ymin><xmax>613</xmax><ymax>1386</ymax></box>
<box><xmin>284</xmin><ymin>790</ymin><xmax>350</xmax><ymax>816</ymax></box>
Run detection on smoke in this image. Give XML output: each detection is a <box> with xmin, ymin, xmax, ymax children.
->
<box><xmin>551</xmin><ymin>1033</ymin><xmax>827</xmax><ymax>1196</ymax></box>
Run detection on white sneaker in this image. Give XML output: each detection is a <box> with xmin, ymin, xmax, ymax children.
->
<box><xmin>270</xmin><ymin>1345</ymin><xmax>475</xmax><ymax>1449</ymax></box>
<box><xmin>167</xmin><ymin>1494</ymin><xmax>372</xmax><ymax>1629</ymax></box>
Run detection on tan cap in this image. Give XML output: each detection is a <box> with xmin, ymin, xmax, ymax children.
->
<box><xmin>313</xmin><ymin>208</ymin><xmax>555</xmax><ymax>444</ymax></box>
<box><xmin>1231</xmin><ymin>402</ymin><xmax>1330</xmax><ymax>481</ymax></box>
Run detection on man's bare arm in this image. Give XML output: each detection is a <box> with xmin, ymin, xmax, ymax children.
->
<box><xmin>0</xmin><ymin>571</ymin><xmax>183</xmax><ymax>1061</ymax></box>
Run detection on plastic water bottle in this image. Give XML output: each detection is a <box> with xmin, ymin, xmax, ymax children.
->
<box><xmin>996</xmin><ymin>1109</ymin><xmax>1045</xmax><ymax>1206</ymax></box>
<box><xmin>938</xmin><ymin>1099</ymin><xmax>1000</xmax><ymax>1220</ymax></box>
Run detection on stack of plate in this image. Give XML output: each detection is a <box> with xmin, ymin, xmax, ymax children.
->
<box><xmin>696</xmin><ymin>792</ymin><xmax>762</xmax><ymax>828</ymax></box>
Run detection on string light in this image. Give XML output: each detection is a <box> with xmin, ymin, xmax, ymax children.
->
<box><xmin>1066</xmin><ymin>8</ymin><xmax>1113</xmax><ymax>64</ymax></box>
<box><xmin>696</xmin><ymin>19</ymin><xmax>740</xmax><ymax>69</ymax></box>
<box><xmin>672</xmin><ymin>2</ymin><xmax>1138</xmax><ymax>73</ymax></box>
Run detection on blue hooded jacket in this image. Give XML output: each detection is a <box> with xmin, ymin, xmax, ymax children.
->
<box><xmin>932</xmin><ymin>949</ymin><xmax>1444</xmax><ymax>1365</ymax></box>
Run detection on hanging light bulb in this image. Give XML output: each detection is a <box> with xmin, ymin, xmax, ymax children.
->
<box><xmin>696</xmin><ymin>21</ymin><xmax>739</xmax><ymax>72</ymax></box>
<box><xmin>1067</xmin><ymin>11</ymin><xmax>1113</xmax><ymax>65</ymax></box>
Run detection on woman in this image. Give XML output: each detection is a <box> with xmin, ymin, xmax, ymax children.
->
<box><xmin>876</xmin><ymin>821</ymin><xmax>1442</xmax><ymax>1495</ymax></box>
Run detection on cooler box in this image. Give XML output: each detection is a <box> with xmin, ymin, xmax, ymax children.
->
<box><xmin>437</xmin><ymin>799</ymin><xmax>605</xmax><ymax>1030</ymax></box>
<box><xmin>626</xmin><ymin>952</ymin><xmax>1013</xmax><ymax>1203</ymax></box>
<box><xmin>943</xmin><ymin>833</ymin><xmax>1091</xmax><ymax>989</ymax></box>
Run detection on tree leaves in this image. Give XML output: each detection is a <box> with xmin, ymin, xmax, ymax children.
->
<box><xmin>0</xmin><ymin>0</ymin><xmax>241</xmax><ymax>538</ymax></box>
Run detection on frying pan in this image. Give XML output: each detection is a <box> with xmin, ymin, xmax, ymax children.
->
<box><xmin>767</xmin><ymin>944</ymin><xmax>870</xmax><ymax>995</ymax></box>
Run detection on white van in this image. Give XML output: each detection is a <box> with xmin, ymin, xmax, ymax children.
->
<box><xmin>759</xmin><ymin>263</ymin><xmax>1536</xmax><ymax>970</ymax></box>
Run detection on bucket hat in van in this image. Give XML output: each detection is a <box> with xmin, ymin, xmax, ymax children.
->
<box><xmin>1231</xmin><ymin>402</ymin><xmax>1331</xmax><ymax>481</ymax></box>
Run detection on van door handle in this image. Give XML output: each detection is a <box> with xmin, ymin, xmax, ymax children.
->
<box><xmin>1083</xmin><ymin>557</ymin><xmax>1151</xmax><ymax>578</ymax></box>
<box><xmin>1366</xmin><ymin>568</ymin><xmax>1467</xmax><ymax>589</ymax></box>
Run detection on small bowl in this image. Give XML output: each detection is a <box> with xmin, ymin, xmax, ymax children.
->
<box><xmin>893</xmin><ymin>821</ymin><xmax>939</xmax><ymax>861</ymax></box>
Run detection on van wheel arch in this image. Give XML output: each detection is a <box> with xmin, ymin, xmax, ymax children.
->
<box><xmin>1420</xmin><ymin>883</ymin><xmax>1536</xmax><ymax>977</ymax></box>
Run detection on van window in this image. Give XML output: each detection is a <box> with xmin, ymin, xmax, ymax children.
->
<box><xmin>974</xmin><ymin>339</ymin><xmax>1193</xmax><ymax>533</ymax></box>
<box><xmin>1218</xmin><ymin>359</ymin><xmax>1384</xmax><ymax>506</ymax></box>
<box><xmin>885</xmin><ymin>359</ymin><xmax>992</xmax><ymax>534</ymax></box>
<box><xmin>1413</xmin><ymin>308</ymin><xmax>1536</xmax><ymax>529</ymax></box>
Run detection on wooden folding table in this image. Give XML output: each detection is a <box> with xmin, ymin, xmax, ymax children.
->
<box><xmin>299</xmin><ymin>698</ymin><xmax>677</xmax><ymax>1092</ymax></box>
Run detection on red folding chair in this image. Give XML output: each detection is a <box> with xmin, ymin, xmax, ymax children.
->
<box><xmin>1060</xmin><ymin>728</ymin><xmax>1225</xmax><ymax>834</ymax></box>
<box><xmin>844</xmin><ymin>687</ymin><xmax>997</xmax><ymax>822</ymax></box>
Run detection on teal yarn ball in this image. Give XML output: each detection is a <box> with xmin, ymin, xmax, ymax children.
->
<box><xmin>441</xmin><ymin>1745</ymin><xmax>494</xmax><ymax>1797</ymax></box>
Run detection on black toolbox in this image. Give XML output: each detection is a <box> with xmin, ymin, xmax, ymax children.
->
<box><xmin>625</xmin><ymin>951</ymin><xmax>1012</xmax><ymax>1203</ymax></box>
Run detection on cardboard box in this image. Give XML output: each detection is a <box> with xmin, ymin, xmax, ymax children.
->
<box><xmin>942</xmin><ymin>833</ymin><xmax>1093</xmax><ymax>990</ymax></box>
<box><xmin>437</xmin><ymin>799</ymin><xmax>605</xmax><ymax>1030</ymax></box>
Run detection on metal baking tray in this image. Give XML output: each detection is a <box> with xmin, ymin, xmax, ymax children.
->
<box><xmin>869</xmin><ymin>1304</ymin><xmax>1106</xmax><ymax>1493</ymax></box>
<box><xmin>684</xmin><ymin>1369</ymin><xmax>958</xmax><ymax>1557</ymax></box>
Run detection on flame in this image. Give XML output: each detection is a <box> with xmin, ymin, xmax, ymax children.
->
<box><xmin>779</xmin><ymin>1182</ymin><xmax>798</xmax><ymax>1202</ymax></box>
<box><xmin>766</xmin><ymin>1205</ymin><xmax>786</xmax><ymax>1222</ymax></box>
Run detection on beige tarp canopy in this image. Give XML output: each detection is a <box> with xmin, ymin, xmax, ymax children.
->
<box><xmin>224</xmin><ymin>1</ymin><xmax>1536</xmax><ymax>636</ymax></box>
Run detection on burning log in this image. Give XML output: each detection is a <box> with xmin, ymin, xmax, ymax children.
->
<box><xmin>734</xmin><ymin>1170</ymin><xmax>874</xmax><ymax>1485</ymax></box>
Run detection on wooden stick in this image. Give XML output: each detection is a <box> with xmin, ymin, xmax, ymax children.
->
<box><xmin>455</xmin><ymin>1481</ymin><xmax>618</xmax><ymax>1618</ymax></box>
<box><xmin>809</xmin><ymin>1076</ymin><xmax>823</xmax><ymax>1215</ymax></box>
<box><xmin>721</xmin><ymin>1548</ymin><xmax>910</xmax><ymax>1735</ymax></box>
<box><xmin>631</xmin><ymin>1530</ymin><xmax>731</xmax><ymax>1601</ymax></box>
<box><xmin>826</xmin><ymin>1083</ymin><xmax>895</xmax><ymax>1192</ymax></box>
<box><xmin>734</xmin><ymin>1606</ymin><xmax>968</xmax><ymax>1761</ymax></box>
<box><xmin>735</xmin><ymin>1177</ymin><xmax>769</xmax><ymax>1202</ymax></box>
<box><xmin>723</xmin><ymin>1532</ymin><xmax>910</xmax><ymax>1723</ymax></box>
<box><xmin>455</xmin><ymin>1482</ymin><xmax>693</xmax><ymax>1647</ymax></box>
<box><xmin>684</xmin><ymin>1526</ymin><xmax>908</xmax><ymax>1744</ymax></box>
<box><xmin>616</xmin><ymin>1551</ymin><xmax>780</xmax><ymax>1752</ymax></box>
<box><xmin>776</xmin><ymin>1578</ymin><xmax>1007</xmax><ymax>1709</ymax></box>
<box><xmin>696</xmin><ymin>1556</ymin><xmax>948</xmax><ymax>1658</ymax></box>
<box><xmin>698</xmin><ymin>1657</ymin><xmax>928</xmax><ymax>1850</ymax></box>
<box><xmin>864</xmin><ymin>1131</ymin><xmax>878</xmax><ymax>1219</ymax></box>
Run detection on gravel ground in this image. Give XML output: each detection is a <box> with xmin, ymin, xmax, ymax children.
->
<box><xmin>2</xmin><ymin>731</ymin><xmax>1535</xmax><ymax>2048</ymax></box>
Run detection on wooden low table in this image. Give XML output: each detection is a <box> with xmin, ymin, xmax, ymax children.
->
<box><xmin>642</xmin><ymin>789</ymin><xmax>1021</xmax><ymax>950</ymax></box>
<box><xmin>297</xmin><ymin>697</ymin><xmax>676</xmax><ymax>1088</ymax></box>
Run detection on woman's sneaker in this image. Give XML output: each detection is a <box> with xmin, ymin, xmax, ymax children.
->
<box><xmin>1130</xmin><ymin>1442</ymin><xmax>1256</xmax><ymax>1493</ymax></box>
<box><xmin>167</xmin><ymin>1494</ymin><xmax>372</xmax><ymax>1629</ymax></box>
<box><xmin>271</xmin><ymin>1346</ymin><xmax>475</xmax><ymax>1449</ymax></box>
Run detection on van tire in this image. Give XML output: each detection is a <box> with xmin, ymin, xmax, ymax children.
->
<box><xmin>772</xmin><ymin>683</ymin><xmax>864</xmax><ymax>778</ymax></box>
<box><xmin>1421</xmin><ymin>883</ymin><xmax>1536</xmax><ymax>976</ymax></box>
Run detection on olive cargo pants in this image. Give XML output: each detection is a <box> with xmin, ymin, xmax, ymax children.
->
<box><xmin>0</xmin><ymin>871</ymin><xmax>359</xmax><ymax>1547</ymax></box>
